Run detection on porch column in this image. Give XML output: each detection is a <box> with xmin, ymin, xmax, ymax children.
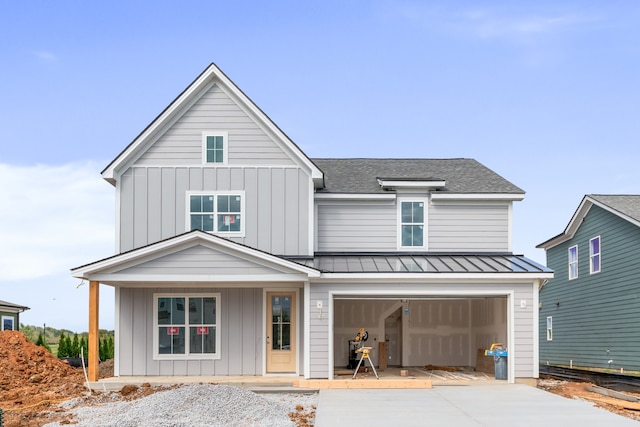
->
<box><xmin>88</xmin><ymin>280</ymin><xmax>99</xmax><ymax>382</ymax></box>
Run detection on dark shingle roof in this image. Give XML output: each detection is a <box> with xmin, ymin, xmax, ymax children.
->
<box><xmin>312</xmin><ymin>158</ymin><xmax>524</xmax><ymax>194</ymax></box>
<box><xmin>589</xmin><ymin>195</ymin><xmax>640</xmax><ymax>223</ymax></box>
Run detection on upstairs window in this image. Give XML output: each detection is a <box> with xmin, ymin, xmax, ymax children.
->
<box><xmin>400</xmin><ymin>200</ymin><xmax>425</xmax><ymax>248</ymax></box>
<box><xmin>590</xmin><ymin>236</ymin><xmax>601</xmax><ymax>274</ymax></box>
<box><xmin>568</xmin><ymin>245</ymin><xmax>578</xmax><ymax>280</ymax></box>
<box><xmin>203</xmin><ymin>132</ymin><xmax>228</xmax><ymax>164</ymax></box>
<box><xmin>188</xmin><ymin>192</ymin><xmax>243</xmax><ymax>235</ymax></box>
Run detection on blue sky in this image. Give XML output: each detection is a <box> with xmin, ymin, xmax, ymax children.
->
<box><xmin>1</xmin><ymin>1</ymin><xmax>639</xmax><ymax>332</ymax></box>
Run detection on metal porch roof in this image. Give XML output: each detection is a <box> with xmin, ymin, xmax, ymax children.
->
<box><xmin>285</xmin><ymin>253</ymin><xmax>551</xmax><ymax>274</ymax></box>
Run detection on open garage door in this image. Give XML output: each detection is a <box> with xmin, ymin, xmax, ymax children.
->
<box><xmin>333</xmin><ymin>296</ymin><xmax>507</xmax><ymax>371</ymax></box>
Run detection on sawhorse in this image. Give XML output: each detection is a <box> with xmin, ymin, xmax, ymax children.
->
<box><xmin>352</xmin><ymin>346</ymin><xmax>379</xmax><ymax>379</ymax></box>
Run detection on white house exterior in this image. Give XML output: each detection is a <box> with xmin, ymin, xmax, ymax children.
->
<box><xmin>72</xmin><ymin>63</ymin><xmax>552</xmax><ymax>383</ymax></box>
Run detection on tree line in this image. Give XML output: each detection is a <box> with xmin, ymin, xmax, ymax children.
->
<box><xmin>21</xmin><ymin>323</ymin><xmax>115</xmax><ymax>361</ymax></box>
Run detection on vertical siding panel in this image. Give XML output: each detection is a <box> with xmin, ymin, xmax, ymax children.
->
<box><xmin>228</xmin><ymin>288</ymin><xmax>243</xmax><ymax>374</ymax></box>
<box><xmin>285</xmin><ymin>168</ymin><xmax>299</xmax><ymax>254</ymax></box>
<box><xmin>120</xmin><ymin>171</ymin><xmax>134</xmax><ymax>253</ymax></box>
<box><xmin>133</xmin><ymin>169</ymin><xmax>148</xmax><ymax>248</ymax></box>
<box><xmin>217</xmin><ymin>288</ymin><xmax>230</xmax><ymax>375</ymax></box>
<box><xmin>202</xmin><ymin>168</ymin><xmax>217</xmax><ymax>190</ymax></box>
<box><xmin>175</xmin><ymin>168</ymin><xmax>189</xmax><ymax>234</ymax></box>
<box><xmin>147</xmin><ymin>168</ymin><xmax>162</xmax><ymax>244</ymax></box>
<box><xmin>189</xmin><ymin>168</ymin><xmax>203</xmax><ymax>191</ymax></box>
<box><xmin>241</xmin><ymin>289</ymin><xmax>257</xmax><ymax>375</ymax></box>
<box><xmin>118</xmin><ymin>288</ymin><xmax>134</xmax><ymax>375</ymax></box>
<box><xmin>216</xmin><ymin>168</ymin><xmax>230</xmax><ymax>191</ymax></box>
<box><xmin>244</xmin><ymin>169</ymin><xmax>258</xmax><ymax>249</ymax></box>
<box><xmin>161</xmin><ymin>168</ymin><xmax>176</xmax><ymax>239</ymax></box>
<box><xmin>257</xmin><ymin>168</ymin><xmax>272</xmax><ymax>251</ymax></box>
<box><xmin>131</xmin><ymin>289</ymin><xmax>148</xmax><ymax>375</ymax></box>
<box><xmin>298</xmin><ymin>170</ymin><xmax>310</xmax><ymax>256</ymax></box>
<box><xmin>271</xmin><ymin>169</ymin><xmax>285</xmax><ymax>254</ymax></box>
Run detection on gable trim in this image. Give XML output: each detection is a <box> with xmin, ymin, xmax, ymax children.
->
<box><xmin>537</xmin><ymin>195</ymin><xmax>640</xmax><ymax>249</ymax></box>
<box><xmin>102</xmin><ymin>63</ymin><xmax>323</xmax><ymax>186</ymax></box>
<box><xmin>71</xmin><ymin>230</ymin><xmax>320</xmax><ymax>281</ymax></box>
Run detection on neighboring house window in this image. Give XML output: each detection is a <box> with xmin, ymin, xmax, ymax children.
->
<box><xmin>590</xmin><ymin>236</ymin><xmax>601</xmax><ymax>274</ymax></box>
<box><xmin>2</xmin><ymin>315</ymin><xmax>14</xmax><ymax>331</ymax></box>
<box><xmin>568</xmin><ymin>245</ymin><xmax>578</xmax><ymax>280</ymax></box>
<box><xmin>202</xmin><ymin>131</ymin><xmax>228</xmax><ymax>164</ymax></box>
<box><xmin>154</xmin><ymin>294</ymin><xmax>220</xmax><ymax>359</ymax></box>
<box><xmin>546</xmin><ymin>316</ymin><xmax>553</xmax><ymax>341</ymax></box>
<box><xmin>188</xmin><ymin>192</ymin><xmax>244</xmax><ymax>235</ymax></box>
<box><xmin>399</xmin><ymin>200</ymin><xmax>425</xmax><ymax>248</ymax></box>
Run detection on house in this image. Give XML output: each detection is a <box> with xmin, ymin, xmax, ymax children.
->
<box><xmin>537</xmin><ymin>194</ymin><xmax>640</xmax><ymax>371</ymax></box>
<box><xmin>71</xmin><ymin>63</ymin><xmax>552</xmax><ymax>384</ymax></box>
<box><xmin>0</xmin><ymin>299</ymin><xmax>29</xmax><ymax>331</ymax></box>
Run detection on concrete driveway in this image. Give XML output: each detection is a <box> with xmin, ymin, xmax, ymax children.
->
<box><xmin>314</xmin><ymin>383</ymin><xmax>638</xmax><ymax>426</ymax></box>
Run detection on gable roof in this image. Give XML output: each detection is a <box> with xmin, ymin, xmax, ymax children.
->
<box><xmin>71</xmin><ymin>230</ymin><xmax>320</xmax><ymax>286</ymax></box>
<box><xmin>0</xmin><ymin>300</ymin><xmax>30</xmax><ymax>312</ymax></box>
<box><xmin>101</xmin><ymin>62</ymin><xmax>323</xmax><ymax>186</ymax></box>
<box><xmin>537</xmin><ymin>194</ymin><xmax>640</xmax><ymax>249</ymax></box>
<box><xmin>312</xmin><ymin>158</ymin><xmax>524</xmax><ymax>195</ymax></box>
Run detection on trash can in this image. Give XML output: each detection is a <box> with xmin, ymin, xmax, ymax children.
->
<box><xmin>485</xmin><ymin>343</ymin><xmax>508</xmax><ymax>380</ymax></box>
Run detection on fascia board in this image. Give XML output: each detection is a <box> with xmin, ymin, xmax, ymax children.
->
<box><xmin>86</xmin><ymin>273</ymin><xmax>310</xmax><ymax>283</ymax></box>
<box><xmin>431</xmin><ymin>193</ymin><xmax>525</xmax><ymax>201</ymax></box>
<box><xmin>537</xmin><ymin>197</ymin><xmax>593</xmax><ymax>249</ymax></box>
<box><xmin>314</xmin><ymin>193</ymin><xmax>396</xmax><ymax>200</ymax></box>
<box><xmin>102</xmin><ymin>64</ymin><xmax>217</xmax><ymax>183</ymax></box>
<box><xmin>313</xmin><ymin>272</ymin><xmax>554</xmax><ymax>282</ymax></box>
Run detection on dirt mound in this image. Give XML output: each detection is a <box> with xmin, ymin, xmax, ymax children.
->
<box><xmin>0</xmin><ymin>330</ymin><xmax>88</xmax><ymax>426</ymax></box>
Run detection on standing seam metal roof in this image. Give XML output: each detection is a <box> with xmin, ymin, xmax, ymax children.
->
<box><xmin>284</xmin><ymin>254</ymin><xmax>550</xmax><ymax>274</ymax></box>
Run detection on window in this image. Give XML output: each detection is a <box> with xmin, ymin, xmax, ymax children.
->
<box><xmin>590</xmin><ymin>236</ymin><xmax>601</xmax><ymax>274</ymax></box>
<box><xmin>202</xmin><ymin>132</ymin><xmax>228</xmax><ymax>164</ymax></box>
<box><xmin>546</xmin><ymin>316</ymin><xmax>553</xmax><ymax>341</ymax></box>
<box><xmin>1</xmin><ymin>316</ymin><xmax>14</xmax><ymax>331</ymax></box>
<box><xmin>400</xmin><ymin>200</ymin><xmax>425</xmax><ymax>248</ymax></box>
<box><xmin>154</xmin><ymin>294</ymin><xmax>220</xmax><ymax>359</ymax></box>
<box><xmin>568</xmin><ymin>245</ymin><xmax>578</xmax><ymax>280</ymax></box>
<box><xmin>188</xmin><ymin>192</ymin><xmax>244</xmax><ymax>235</ymax></box>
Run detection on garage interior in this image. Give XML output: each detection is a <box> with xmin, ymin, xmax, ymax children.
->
<box><xmin>333</xmin><ymin>296</ymin><xmax>507</xmax><ymax>373</ymax></box>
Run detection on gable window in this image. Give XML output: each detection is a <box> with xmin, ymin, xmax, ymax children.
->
<box><xmin>568</xmin><ymin>245</ymin><xmax>578</xmax><ymax>280</ymax></box>
<box><xmin>590</xmin><ymin>236</ymin><xmax>601</xmax><ymax>274</ymax></box>
<box><xmin>188</xmin><ymin>192</ymin><xmax>244</xmax><ymax>235</ymax></box>
<box><xmin>399</xmin><ymin>200</ymin><xmax>425</xmax><ymax>248</ymax></box>
<box><xmin>546</xmin><ymin>316</ymin><xmax>553</xmax><ymax>341</ymax></box>
<box><xmin>202</xmin><ymin>132</ymin><xmax>228</xmax><ymax>164</ymax></box>
<box><xmin>154</xmin><ymin>294</ymin><xmax>220</xmax><ymax>359</ymax></box>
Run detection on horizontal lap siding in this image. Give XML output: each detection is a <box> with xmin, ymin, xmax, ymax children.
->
<box><xmin>136</xmin><ymin>83</ymin><xmax>295</xmax><ymax>166</ymax></box>
<box><xmin>119</xmin><ymin>166</ymin><xmax>310</xmax><ymax>255</ymax></box>
<box><xmin>540</xmin><ymin>206</ymin><xmax>640</xmax><ymax>370</ymax></box>
<box><xmin>118</xmin><ymin>287</ymin><xmax>262</xmax><ymax>376</ymax></box>
<box><xmin>316</xmin><ymin>202</ymin><xmax>396</xmax><ymax>251</ymax></box>
<box><xmin>429</xmin><ymin>202</ymin><xmax>510</xmax><ymax>251</ymax></box>
<box><xmin>114</xmin><ymin>245</ymin><xmax>279</xmax><ymax>276</ymax></box>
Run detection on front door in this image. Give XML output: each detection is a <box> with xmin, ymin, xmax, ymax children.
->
<box><xmin>266</xmin><ymin>292</ymin><xmax>296</xmax><ymax>373</ymax></box>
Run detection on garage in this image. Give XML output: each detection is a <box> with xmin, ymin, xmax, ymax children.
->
<box><xmin>333</xmin><ymin>296</ymin><xmax>507</xmax><ymax>371</ymax></box>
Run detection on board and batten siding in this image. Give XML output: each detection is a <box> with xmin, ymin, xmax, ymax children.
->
<box><xmin>135</xmin><ymin>82</ymin><xmax>295</xmax><ymax>167</ymax></box>
<box><xmin>316</xmin><ymin>201</ymin><xmax>396</xmax><ymax>251</ymax></box>
<box><xmin>540</xmin><ymin>205</ymin><xmax>640</xmax><ymax>370</ymax></box>
<box><xmin>117</xmin><ymin>287</ymin><xmax>263</xmax><ymax>376</ymax></box>
<box><xmin>309</xmin><ymin>281</ymin><xmax>536</xmax><ymax>379</ymax></box>
<box><xmin>429</xmin><ymin>201</ymin><xmax>510</xmax><ymax>252</ymax></box>
<box><xmin>118</xmin><ymin>166</ymin><xmax>311</xmax><ymax>256</ymax></box>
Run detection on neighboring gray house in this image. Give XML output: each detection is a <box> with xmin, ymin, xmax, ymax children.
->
<box><xmin>537</xmin><ymin>195</ymin><xmax>640</xmax><ymax>371</ymax></box>
<box><xmin>0</xmin><ymin>299</ymin><xmax>30</xmax><ymax>331</ymax></box>
<box><xmin>72</xmin><ymin>63</ymin><xmax>552</xmax><ymax>383</ymax></box>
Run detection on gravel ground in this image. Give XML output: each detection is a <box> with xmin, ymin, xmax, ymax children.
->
<box><xmin>42</xmin><ymin>384</ymin><xmax>317</xmax><ymax>427</ymax></box>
